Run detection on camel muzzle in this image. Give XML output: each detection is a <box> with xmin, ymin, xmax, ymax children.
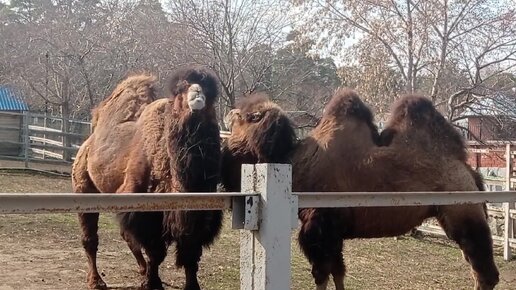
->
<box><xmin>187</xmin><ymin>84</ymin><xmax>206</xmax><ymax>111</ymax></box>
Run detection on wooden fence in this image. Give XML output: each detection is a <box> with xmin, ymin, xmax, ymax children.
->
<box><xmin>1</xmin><ymin>164</ymin><xmax>516</xmax><ymax>290</ymax></box>
<box><xmin>0</xmin><ymin>111</ymin><xmax>90</xmax><ymax>169</ymax></box>
<box><xmin>0</xmin><ymin>110</ymin><xmax>233</xmax><ymax>172</ymax></box>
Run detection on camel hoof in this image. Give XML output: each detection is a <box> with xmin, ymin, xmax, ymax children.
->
<box><xmin>138</xmin><ymin>265</ymin><xmax>147</xmax><ymax>276</ymax></box>
<box><xmin>184</xmin><ymin>283</ymin><xmax>201</xmax><ymax>290</ymax></box>
<box><xmin>87</xmin><ymin>278</ymin><xmax>107</xmax><ymax>290</ymax></box>
<box><xmin>141</xmin><ymin>279</ymin><xmax>164</xmax><ymax>290</ymax></box>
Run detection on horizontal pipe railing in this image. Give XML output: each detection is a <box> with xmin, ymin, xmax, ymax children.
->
<box><xmin>1</xmin><ymin>191</ymin><xmax>515</xmax><ymax>214</ymax></box>
<box><xmin>296</xmin><ymin>191</ymin><xmax>516</xmax><ymax>208</ymax></box>
<box><xmin>0</xmin><ymin>193</ymin><xmax>248</xmax><ymax>214</ymax></box>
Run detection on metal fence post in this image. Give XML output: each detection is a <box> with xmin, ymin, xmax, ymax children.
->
<box><xmin>240</xmin><ymin>163</ymin><xmax>295</xmax><ymax>290</ymax></box>
<box><xmin>504</xmin><ymin>144</ymin><xmax>514</xmax><ymax>261</ymax></box>
<box><xmin>22</xmin><ymin>110</ymin><xmax>30</xmax><ymax>168</ymax></box>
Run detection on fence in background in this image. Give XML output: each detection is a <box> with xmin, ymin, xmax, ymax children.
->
<box><xmin>0</xmin><ymin>110</ymin><xmax>231</xmax><ymax>172</ymax></box>
<box><xmin>1</xmin><ymin>164</ymin><xmax>516</xmax><ymax>290</ymax></box>
<box><xmin>0</xmin><ymin>111</ymin><xmax>90</xmax><ymax>169</ymax></box>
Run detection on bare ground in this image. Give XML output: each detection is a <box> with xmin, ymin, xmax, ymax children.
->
<box><xmin>0</xmin><ymin>171</ymin><xmax>515</xmax><ymax>290</ymax></box>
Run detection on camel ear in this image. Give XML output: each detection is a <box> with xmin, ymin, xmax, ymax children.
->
<box><xmin>224</xmin><ymin>109</ymin><xmax>241</xmax><ymax>131</ymax></box>
<box><xmin>254</xmin><ymin>113</ymin><xmax>296</xmax><ymax>163</ymax></box>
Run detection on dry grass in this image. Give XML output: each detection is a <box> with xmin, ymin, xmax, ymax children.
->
<box><xmin>0</xmin><ymin>171</ymin><xmax>515</xmax><ymax>290</ymax></box>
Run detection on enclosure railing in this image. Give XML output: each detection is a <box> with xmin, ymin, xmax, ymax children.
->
<box><xmin>0</xmin><ymin>110</ymin><xmax>91</xmax><ymax>168</ymax></box>
<box><xmin>0</xmin><ymin>110</ymin><xmax>232</xmax><ymax>172</ymax></box>
<box><xmin>1</xmin><ymin>164</ymin><xmax>516</xmax><ymax>290</ymax></box>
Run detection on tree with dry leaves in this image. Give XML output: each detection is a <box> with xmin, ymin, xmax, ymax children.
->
<box><xmin>166</xmin><ymin>0</ymin><xmax>291</xmax><ymax>118</ymax></box>
<box><xmin>293</xmin><ymin>0</ymin><xmax>516</xmax><ymax>121</ymax></box>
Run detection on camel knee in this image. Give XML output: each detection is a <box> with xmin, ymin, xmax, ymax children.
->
<box><xmin>475</xmin><ymin>270</ymin><xmax>500</xmax><ymax>290</ymax></box>
<box><xmin>175</xmin><ymin>243</ymin><xmax>202</xmax><ymax>268</ymax></box>
<box><xmin>82</xmin><ymin>235</ymin><xmax>99</xmax><ymax>252</ymax></box>
<box><xmin>447</xmin><ymin>219</ymin><xmax>499</xmax><ymax>288</ymax></box>
<box><xmin>311</xmin><ymin>261</ymin><xmax>332</xmax><ymax>286</ymax></box>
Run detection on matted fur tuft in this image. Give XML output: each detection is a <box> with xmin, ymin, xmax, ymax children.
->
<box><xmin>91</xmin><ymin>73</ymin><xmax>157</xmax><ymax>130</ymax></box>
<box><xmin>168</xmin><ymin>65</ymin><xmax>219</xmax><ymax>106</ymax></box>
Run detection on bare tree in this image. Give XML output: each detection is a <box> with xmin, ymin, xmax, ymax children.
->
<box><xmin>338</xmin><ymin>37</ymin><xmax>406</xmax><ymax>116</ymax></box>
<box><xmin>293</xmin><ymin>0</ymin><xmax>516</xmax><ymax>120</ymax></box>
<box><xmin>166</xmin><ymin>0</ymin><xmax>291</xmax><ymax>116</ymax></box>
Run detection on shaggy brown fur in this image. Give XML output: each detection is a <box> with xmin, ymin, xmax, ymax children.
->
<box><xmin>72</xmin><ymin>66</ymin><xmax>222</xmax><ymax>290</ymax></box>
<box><xmin>221</xmin><ymin>92</ymin><xmax>296</xmax><ymax>191</ymax></box>
<box><xmin>223</xmin><ymin>88</ymin><xmax>499</xmax><ymax>290</ymax></box>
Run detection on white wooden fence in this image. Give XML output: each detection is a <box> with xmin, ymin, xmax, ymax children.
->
<box><xmin>0</xmin><ymin>110</ymin><xmax>90</xmax><ymax>166</ymax></box>
<box><xmin>0</xmin><ymin>110</ymin><xmax>231</xmax><ymax>172</ymax></box>
<box><xmin>1</xmin><ymin>163</ymin><xmax>516</xmax><ymax>290</ymax></box>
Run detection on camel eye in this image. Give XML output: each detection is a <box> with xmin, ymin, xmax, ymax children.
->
<box><xmin>247</xmin><ymin>112</ymin><xmax>263</xmax><ymax>123</ymax></box>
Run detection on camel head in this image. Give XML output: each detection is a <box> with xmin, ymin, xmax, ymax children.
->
<box><xmin>318</xmin><ymin>88</ymin><xmax>380</xmax><ymax>146</ymax></box>
<box><xmin>168</xmin><ymin>66</ymin><xmax>219</xmax><ymax>113</ymax></box>
<box><xmin>224</xmin><ymin>92</ymin><xmax>296</xmax><ymax>163</ymax></box>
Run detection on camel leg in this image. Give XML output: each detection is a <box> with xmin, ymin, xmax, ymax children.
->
<box><xmin>331</xmin><ymin>251</ymin><xmax>346</xmax><ymax>290</ymax></box>
<box><xmin>298</xmin><ymin>209</ymin><xmax>344</xmax><ymax>290</ymax></box>
<box><xmin>437</xmin><ymin>205</ymin><xmax>499</xmax><ymax>290</ymax></box>
<box><xmin>141</xmin><ymin>239</ymin><xmax>167</xmax><ymax>290</ymax></box>
<box><xmin>73</xmin><ymin>147</ymin><xmax>107</xmax><ymax>289</ymax></box>
<box><xmin>315</xmin><ymin>279</ymin><xmax>328</xmax><ymax>290</ymax></box>
<box><xmin>120</xmin><ymin>230</ymin><xmax>147</xmax><ymax>275</ymax></box>
<box><xmin>176</xmin><ymin>239</ymin><xmax>203</xmax><ymax>290</ymax></box>
<box><xmin>79</xmin><ymin>213</ymin><xmax>107</xmax><ymax>289</ymax></box>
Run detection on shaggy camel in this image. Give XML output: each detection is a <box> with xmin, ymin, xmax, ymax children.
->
<box><xmin>72</xmin><ymin>66</ymin><xmax>222</xmax><ymax>290</ymax></box>
<box><xmin>223</xmin><ymin>90</ymin><xmax>498</xmax><ymax>290</ymax></box>
<box><xmin>221</xmin><ymin>92</ymin><xmax>297</xmax><ymax>191</ymax></box>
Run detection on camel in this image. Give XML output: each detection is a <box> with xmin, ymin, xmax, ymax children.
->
<box><xmin>221</xmin><ymin>92</ymin><xmax>297</xmax><ymax>191</ymax></box>
<box><xmin>222</xmin><ymin>90</ymin><xmax>499</xmax><ymax>290</ymax></box>
<box><xmin>72</xmin><ymin>66</ymin><xmax>222</xmax><ymax>290</ymax></box>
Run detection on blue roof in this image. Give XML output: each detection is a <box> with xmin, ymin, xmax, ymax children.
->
<box><xmin>0</xmin><ymin>86</ymin><xmax>29</xmax><ymax>111</ymax></box>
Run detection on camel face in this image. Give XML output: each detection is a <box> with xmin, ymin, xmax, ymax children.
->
<box><xmin>187</xmin><ymin>84</ymin><xmax>206</xmax><ymax>111</ymax></box>
<box><xmin>224</xmin><ymin>93</ymin><xmax>296</xmax><ymax>164</ymax></box>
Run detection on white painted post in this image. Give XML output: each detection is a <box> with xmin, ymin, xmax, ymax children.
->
<box><xmin>504</xmin><ymin>144</ymin><xmax>514</xmax><ymax>261</ymax></box>
<box><xmin>240</xmin><ymin>163</ymin><xmax>295</xmax><ymax>290</ymax></box>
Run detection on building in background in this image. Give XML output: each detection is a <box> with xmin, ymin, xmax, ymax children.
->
<box><xmin>0</xmin><ymin>86</ymin><xmax>29</xmax><ymax>156</ymax></box>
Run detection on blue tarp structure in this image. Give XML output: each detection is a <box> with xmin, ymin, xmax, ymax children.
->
<box><xmin>0</xmin><ymin>86</ymin><xmax>29</xmax><ymax>111</ymax></box>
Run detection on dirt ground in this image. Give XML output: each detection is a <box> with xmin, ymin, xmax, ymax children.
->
<box><xmin>0</xmin><ymin>171</ymin><xmax>515</xmax><ymax>290</ymax></box>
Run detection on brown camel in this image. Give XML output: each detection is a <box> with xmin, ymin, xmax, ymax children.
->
<box><xmin>72</xmin><ymin>66</ymin><xmax>222</xmax><ymax>290</ymax></box>
<box><xmin>221</xmin><ymin>92</ymin><xmax>297</xmax><ymax>192</ymax></box>
<box><xmin>223</xmin><ymin>90</ymin><xmax>499</xmax><ymax>290</ymax></box>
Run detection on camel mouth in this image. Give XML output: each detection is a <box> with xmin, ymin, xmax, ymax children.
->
<box><xmin>187</xmin><ymin>84</ymin><xmax>206</xmax><ymax>111</ymax></box>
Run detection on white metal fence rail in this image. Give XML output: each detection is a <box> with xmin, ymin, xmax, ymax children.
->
<box><xmin>1</xmin><ymin>164</ymin><xmax>516</xmax><ymax>290</ymax></box>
